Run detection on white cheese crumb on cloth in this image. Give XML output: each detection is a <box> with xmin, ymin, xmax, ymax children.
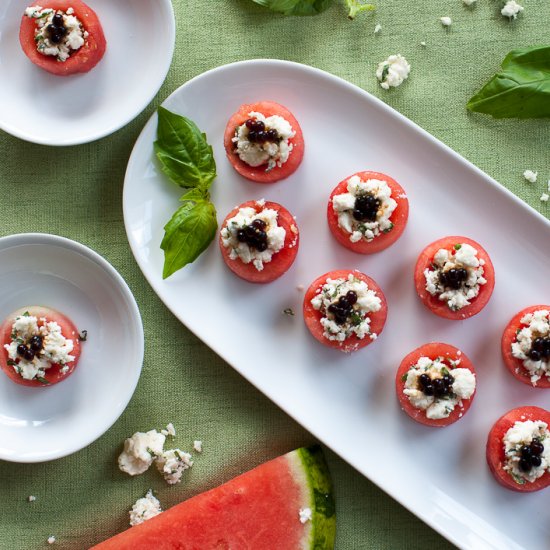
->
<box><xmin>440</xmin><ymin>16</ymin><xmax>452</xmax><ymax>26</ymax></box>
<box><xmin>27</xmin><ymin>495</ymin><xmax>36</xmax><ymax>502</ymax></box>
<box><xmin>376</xmin><ymin>54</ymin><xmax>410</xmax><ymax>90</ymax></box>
<box><xmin>501</xmin><ymin>1</ymin><xmax>524</xmax><ymax>19</ymax></box>
<box><xmin>523</xmin><ymin>170</ymin><xmax>537</xmax><ymax>183</ymax></box>
<box><xmin>193</xmin><ymin>440</ymin><xmax>203</xmax><ymax>453</ymax></box>
<box><xmin>541</xmin><ymin>193</ymin><xmax>549</xmax><ymax>202</ymax></box>
<box><xmin>47</xmin><ymin>536</ymin><xmax>56</xmax><ymax>544</ymax></box>
<box><xmin>463</xmin><ymin>0</ymin><xmax>477</xmax><ymax>6</ymax></box>
<box><xmin>374</xmin><ymin>23</ymin><xmax>382</xmax><ymax>34</ymax></box>
<box><xmin>129</xmin><ymin>490</ymin><xmax>162</xmax><ymax>527</ymax></box>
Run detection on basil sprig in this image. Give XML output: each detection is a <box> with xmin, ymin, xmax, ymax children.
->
<box><xmin>154</xmin><ymin>107</ymin><xmax>218</xmax><ymax>279</ymax></box>
<box><xmin>467</xmin><ymin>46</ymin><xmax>550</xmax><ymax>119</ymax></box>
<box><xmin>250</xmin><ymin>0</ymin><xmax>374</xmax><ymax>18</ymax></box>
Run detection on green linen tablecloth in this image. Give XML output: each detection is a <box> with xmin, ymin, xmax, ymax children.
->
<box><xmin>1</xmin><ymin>1</ymin><xmax>549</xmax><ymax>548</ymax></box>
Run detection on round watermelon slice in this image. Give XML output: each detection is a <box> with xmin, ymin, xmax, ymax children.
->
<box><xmin>327</xmin><ymin>171</ymin><xmax>409</xmax><ymax>254</ymax></box>
<box><xmin>91</xmin><ymin>446</ymin><xmax>336</xmax><ymax>549</ymax></box>
<box><xmin>395</xmin><ymin>342</ymin><xmax>476</xmax><ymax>427</ymax></box>
<box><xmin>0</xmin><ymin>306</ymin><xmax>81</xmax><ymax>387</ymax></box>
<box><xmin>486</xmin><ymin>406</ymin><xmax>550</xmax><ymax>492</ymax></box>
<box><xmin>20</xmin><ymin>0</ymin><xmax>106</xmax><ymax>76</ymax></box>
<box><xmin>414</xmin><ymin>236</ymin><xmax>495</xmax><ymax>320</ymax></box>
<box><xmin>501</xmin><ymin>305</ymin><xmax>550</xmax><ymax>389</ymax></box>
<box><xmin>224</xmin><ymin>101</ymin><xmax>304</xmax><ymax>183</ymax></box>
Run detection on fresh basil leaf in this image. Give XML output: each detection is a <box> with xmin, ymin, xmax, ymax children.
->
<box><xmin>251</xmin><ymin>0</ymin><xmax>332</xmax><ymax>16</ymax></box>
<box><xmin>154</xmin><ymin>107</ymin><xmax>216</xmax><ymax>189</ymax></box>
<box><xmin>161</xmin><ymin>197</ymin><xmax>217</xmax><ymax>279</ymax></box>
<box><xmin>467</xmin><ymin>46</ymin><xmax>550</xmax><ymax>118</ymax></box>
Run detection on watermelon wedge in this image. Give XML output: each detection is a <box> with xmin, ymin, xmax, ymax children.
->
<box><xmin>92</xmin><ymin>446</ymin><xmax>336</xmax><ymax>549</ymax></box>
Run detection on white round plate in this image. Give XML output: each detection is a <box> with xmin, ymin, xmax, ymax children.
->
<box><xmin>0</xmin><ymin>234</ymin><xmax>143</xmax><ymax>462</ymax></box>
<box><xmin>123</xmin><ymin>60</ymin><xmax>550</xmax><ymax>550</ymax></box>
<box><xmin>0</xmin><ymin>0</ymin><xmax>174</xmax><ymax>145</ymax></box>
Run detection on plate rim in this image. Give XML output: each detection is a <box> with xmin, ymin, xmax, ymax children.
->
<box><xmin>0</xmin><ymin>0</ymin><xmax>175</xmax><ymax>146</ymax></box>
<box><xmin>0</xmin><ymin>232</ymin><xmax>144</xmax><ymax>463</ymax></box>
<box><xmin>123</xmin><ymin>59</ymin><xmax>550</xmax><ymax>550</ymax></box>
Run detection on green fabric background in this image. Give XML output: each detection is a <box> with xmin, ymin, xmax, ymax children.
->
<box><xmin>1</xmin><ymin>0</ymin><xmax>549</xmax><ymax>548</ymax></box>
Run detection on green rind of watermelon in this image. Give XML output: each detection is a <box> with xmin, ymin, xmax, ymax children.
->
<box><xmin>298</xmin><ymin>446</ymin><xmax>336</xmax><ymax>549</ymax></box>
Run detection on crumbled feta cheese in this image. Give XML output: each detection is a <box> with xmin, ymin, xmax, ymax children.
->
<box><xmin>193</xmin><ymin>440</ymin><xmax>203</xmax><ymax>453</ymax></box>
<box><xmin>24</xmin><ymin>7</ymin><xmax>88</xmax><ymax>62</ymax></box>
<box><xmin>503</xmin><ymin>421</ymin><xmax>549</xmax><ymax>483</ymax></box>
<box><xmin>161</xmin><ymin>423</ymin><xmax>176</xmax><ymax>437</ymax></box>
<box><xmin>129</xmin><ymin>490</ymin><xmax>162</xmax><ymax>527</ymax></box>
<box><xmin>501</xmin><ymin>0</ymin><xmax>524</xmax><ymax>19</ymax></box>
<box><xmin>523</xmin><ymin>170</ymin><xmax>537</xmax><ymax>183</ymax></box>
<box><xmin>47</xmin><ymin>536</ymin><xmax>56</xmax><ymax>544</ymax></box>
<box><xmin>118</xmin><ymin>430</ymin><xmax>166</xmax><ymax>476</ymax></box>
<box><xmin>376</xmin><ymin>54</ymin><xmax>411</xmax><ymax>90</ymax></box>
<box><xmin>332</xmin><ymin>175</ymin><xmax>397</xmax><ymax>243</ymax></box>
<box><xmin>463</xmin><ymin>0</ymin><xmax>476</xmax><ymax>5</ymax></box>
<box><xmin>299</xmin><ymin>507</ymin><xmax>313</xmax><ymax>523</ymax></box>
<box><xmin>424</xmin><ymin>243</ymin><xmax>487</xmax><ymax>311</ymax></box>
<box><xmin>541</xmin><ymin>193</ymin><xmax>549</xmax><ymax>202</ymax></box>
<box><xmin>420</xmin><ymin>41</ymin><xmax>427</xmax><ymax>47</ymax></box>
<box><xmin>4</xmin><ymin>314</ymin><xmax>75</xmax><ymax>382</ymax></box>
<box><xmin>403</xmin><ymin>357</ymin><xmax>476</xmax><ymax>419</ymax></box>
<box><xmin>374</xmin><ymin>23</ymin><xmax>382</xmax><ymax>34</ymax></box>
<box><xmin>440</xmin><ymin>16</ymin><xmax>452</xmax><ymax>27</ymax></box>
<box><xmin>156</xmin><ymin>449</ymin><xmax>193</xmax><ymax>485</ymax></box>
<box><xmin>511</xmin><ymin>309</ymin><xmax>550</xmax><ymax>385</ymax></box>
<box><xmin>27</xmin><ymin>495</ymin><xmax>36</xmax><ymax>502</ymax></box>
<box><xmin>232</xmin><ymin>112</ymin><xmax>295</xmax><ymax>171</ymax></box>
<box><xmin>310</xmin><ymin>273</ymin><xmax>381</xmax><ymax>344</ymax></box>
<box><xmin>220</xmin><ymin>204</ymin><xmax>287</xmax><ymax>272</ymax></box>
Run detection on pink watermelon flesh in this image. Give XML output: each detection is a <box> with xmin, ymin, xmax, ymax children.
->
<box><xmin>91</xmin><ymin>446</ymin><xmax>335</xmax><ymax>550</ymax></box>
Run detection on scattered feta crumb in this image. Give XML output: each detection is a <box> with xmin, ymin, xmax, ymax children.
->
<box><xmin>547</xmin><ymin>180</ymin><xmax>550</xmax><ymax>192</ymax></box>
<box><xmin>440</xmin><ymin>16</ymin><xmax>452</xmax><ymax>27</ymax></box>
<box><xmin>463</xmin><ymin>0</ymin><xmax>476</xmax><ymax>5</ymax></box>
<box><xmin>523</xmin><ymin>170</ymin><xmax>537</xmax><ymax>183</ymax></box>
<box><xmin>420</xmin><ymin>41</ymin><xmax>427</xmax><ymax>47</ymax></box>
<box><xmin>27</xmin><ymin>495</ymin><xmax>36</xmax><ymax>502</ymax></box>
<box><xmin>193</xmin><ymin>440</ymin><xmax>203</xmax><ymax>453</ymax></box>
<box><xmin>501</xmin><ymin>1</ymin><xmax>523</xmax><ymax>19</ymax></box>
<box><xmin>161</xmin><ymin>423</ymin><xmax>176</xmax><ymax>437</ymax></box>
<box><xmin>118</xmin><ymin>430</ymin><xmax>166</xmax><ymax>476</ymax></box>
<box><xmin>541</xmin><ymin>193</ymin><xmax>549</xmax><ymax>202</ymax></box>
<box><xmin>47</xmin><ymin>536</ymin><xmax>56</xmax><ymax>544</ymax></box>
<box><xmin>376</xmin><ymin>54</ymin><xmax>411</xmax><ymax>90</ymax></box>
<box><xmin>156</xmin><ymin>449</ymin><xmax>193</xmax><ymax>485</ymax></box>
<box><xmin>374</xmin><ymin>23</ymin><xmax>382</xmax><ymax>34</ymax></box>
<box><xmin>129</xmin><ymin>490</ymin><xmax>162</xmax><ymax>527</ymax></box>
<box><xmin>296</xmin><ymin>284</ymin><xmax>304</xmax><ymax>291</ymax></box>
<box><xmin>299</xmin><ymin>507</ymin><xmax>313</xmax><ymax>523</ymax></box>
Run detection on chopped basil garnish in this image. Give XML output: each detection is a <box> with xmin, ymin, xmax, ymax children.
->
<box><xmin>35</xmin><ymin>377</ymin><xmax>50</xmax><ymax>385</ymax></box>
<box><xmin>454</xmin><ymin>244</ymin><xmax>462</xmax><ymax>250</ymax></box>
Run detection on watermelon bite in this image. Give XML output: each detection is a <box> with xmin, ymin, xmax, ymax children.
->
<box><xmin>219</xmin><ymin>199</ymin><xmax>299</xmax><ymax>284</ymax></box>
<box><xmin>224</xmin><ymin>101</ymin><xmax>304</xmax><ymax>183</ymax></box>
<box><xmin>20</xmin><ymin>0</ymin><xmax>106</xmax><ymax>76</ymax></box>
<box><xmin>327</xmin><ymin>171</ymin><xmax>409</xmax><ymax>254</ymax></box>
<box><xmin>395</xmin><ymin>342</ymin><xmax>476</xmax><ymax>427</ymax></box>
<box><xmin>486</xmin><ymin>406</ymin><xmax>550</xmax><ymax>492</ymax></box>
<box><xmin>501</xmin><ymin>305</ymin><xmax>550</xmax><ymax>389</ymax></box>
<box><xmin>92</xmin><ymin>446</ymin><xmax>336</xmax><ymax>549</ymax></box>
<box><xmin>0</xmin><ymin>306</ymin><xmax>81</xmax><ymax>387</ymax></box>
<box><xmin>414</xmin><ymin>236</ymin><xmax>495</xmax><ymax>320</ymax></box>
<box><xmin>303</xmin><ymin>269</ymin><xmax>387</xmax><ymax>353</ymax></box>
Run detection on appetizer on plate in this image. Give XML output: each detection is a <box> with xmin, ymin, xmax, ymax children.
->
<box><xmin>20</xmin><ymin>0</ymin><xmax>106</xmax><ymax>76</ymax></box>
<box><xmin>219</xmin><ymin>199</ymin><xmax>299</xmax><ymax>283</ymax></box>
<box><xmin>303</xmin><ymin>269</ymin><xmax>387</xmax><ymax>353</ymax></box>
<box><xmin>501</xmin><ymin>305</ymin><xmax>550</xmax><ymax>388</ymax></box>
<box><xmin>414</xmin><ymin>236</ymin><xmax>495</xmax><ymax>320</ymax></box>
<box><xmin>396</xmin><ymin>343</ymin><xmax>476</xmax><ymax>427</ymax></box>
<box><xmin>224</xmin><ymin>101</ymin><xmax>304</xmax><ymax>183</ymax></box>
<box><xmin>486</xmin><ymin>406</ymin><xmax>550</xmax><ymax>492</ymax></box>
<box><xmin>0</xmin><ymin>306</ymin><xmax>81</xmax><ymax>386</ymax></box>
<box><xmin>327</xmin><ymin>171</ymin><xmax>409</xmax><ymax>254</ymax></box>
